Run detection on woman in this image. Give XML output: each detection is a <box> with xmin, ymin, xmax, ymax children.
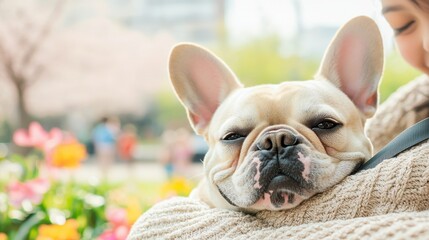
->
<box><xmin>366</xmin><ymin>0</ymin><xmax>429</xmax><ymax>151</ymax></box>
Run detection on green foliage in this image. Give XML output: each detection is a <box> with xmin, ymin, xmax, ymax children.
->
<box><xmin>217</xmin><ymin>35</ymin><xmax>319</xmax><ymax>86</ymax></box>
<box><xmin>379</xmin><ymin>50</ymin><xmax>421</xmax><ymax>102</ymax></box>
<box><xmin>0</xmin><ymin>121</ymin><xmax>13</xmax><ymax>142</ymax></box>
<box><xmin>1</xmin><ymin>156</ymin><xmax>104</xmax><ymax>239</ymax></box>
<box><xmin>0</xmin><ymin>155</ymin><xmax>168</xmax><ymax>240</ymax></box>
<box><xmin>155</xmin><ymin>90</ymin><xmax>189</xmax><ymax>128</ymax></box>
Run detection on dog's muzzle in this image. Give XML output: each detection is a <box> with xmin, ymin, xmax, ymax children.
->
<box><xmin>252</xmin><ymin>128</ymin><xmax>313</xmax><ymax>208</ymax></box>
<box><xmin>256</xmin><ymin>129</ymin><xmax>298</xmax><ymax>151</ymax></box>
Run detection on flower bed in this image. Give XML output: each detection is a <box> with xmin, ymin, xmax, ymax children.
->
<box><xmin>0</xmin><ymin>122</ymin><xmax>194</xmax><ymax>240</ymax></box>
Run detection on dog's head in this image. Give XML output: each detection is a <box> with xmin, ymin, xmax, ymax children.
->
<box><xmin>169</xmin><ymin>16</ymin><xmax>383</xmax><ymax>211</ymax></box>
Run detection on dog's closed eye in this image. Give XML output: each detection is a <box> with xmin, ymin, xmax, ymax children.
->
<box><xmin>221</xmin><ymin>132</ymin><xmax>246</xmax><ymax>142</ymax></box>
<box><xmin>310</xmin><ymin>118</ymin><xmax>342</xmax><ymax>132</ymax></box>
<box><xmin>313</xmin><ymin>119</ymin><xmax>339</xmax><ymax>130</ymax></box>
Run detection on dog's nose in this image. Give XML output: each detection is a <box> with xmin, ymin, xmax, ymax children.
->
<box><xmin>257</xmin><ymin>129</ymin><xmax>298</xmax><ymax>151</ymax></box>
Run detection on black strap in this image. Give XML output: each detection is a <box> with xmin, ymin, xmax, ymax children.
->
<box><xmin>353</xmin><ymin>117</ymin><xmax>429</xmax><ymax>174</ymax></box>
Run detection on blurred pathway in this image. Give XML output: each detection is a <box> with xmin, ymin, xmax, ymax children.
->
<box><xmin>70</xmin><ymin>160</ymin><xmax>204</xmax><ymax>183</ymax></box>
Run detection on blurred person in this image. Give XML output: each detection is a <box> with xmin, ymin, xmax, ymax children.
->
<box><xmin>172</xmin><ymin>128</ymin><xmax>193</xmax><ymax>176</ymax></box>
<box><xmin>117</xmin><ymin>124</ymin><xmax>138</xmax><ymax>163</ymax></box>
<box><xmin>160</xmin><ymin>128</ymin><xmax>193</xmax><ymax>179</ymax></box>
<box><xmin>366</xmin><ymin>0</ymin><xmax>429</xmax><ymax>151</ymax></box>
<box><xmin>160</xmin><ymin>129</ymin><xmax>175</xmax><ymax>179</ymax></box>
<box><xmin>92</xmin><ymin>116</ymin><xmax>120</xmax><ymax>179</ymax></box>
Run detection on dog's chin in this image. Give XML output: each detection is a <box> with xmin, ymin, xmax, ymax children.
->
<box><xmin>249</xmin><ymin>191</ymin><xmax>307</xmax><ymax>211</ymax></box>
<box><xmin>247</xmin><ymin>175</ymin><xmax>313</xmax><ymax>211</ymax></box>
<box><xmin>216</xmin><ymin>172</ymin><xmax>313</xmax><ymax>211</ymax></box>
<box><xmin>248</xmin><ymin>174</ymin><xmax>312</xmax><ymax>211</ymax></box>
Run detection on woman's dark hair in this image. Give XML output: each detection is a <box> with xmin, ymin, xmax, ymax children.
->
<box><xmin>411</xmin><ymin>0</ymin><xmax>429</xmax><ymax>11</ymax></box>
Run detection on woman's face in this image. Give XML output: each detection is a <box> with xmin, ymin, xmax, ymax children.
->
<box><xmin>382</xmin><ymin>0</ymin><xmax>429</xmax><ymax>75</ymax></box>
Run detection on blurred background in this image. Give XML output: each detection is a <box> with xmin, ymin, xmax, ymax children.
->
<box><xmin>0</xmin><ymin>0</ymin><xmax>422</xmax><ymax>239</ymax></box>
<box><xmin>0</xmin><ymin>0</ymin><xmax>422</xmax><ymax>160</ymax></box>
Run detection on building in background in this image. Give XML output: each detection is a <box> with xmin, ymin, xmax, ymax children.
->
<box><xmin>65</xmin><ymin>0</ymin><xmax>226</xmax><ymax>45</ymax></box>
<box><xmin>127</xmin><ymin>0</ymin><xmax>226</xmax><ymax>44</ymax></box>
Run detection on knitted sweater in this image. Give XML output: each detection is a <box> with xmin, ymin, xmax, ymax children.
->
<box><xmin>128</xmin><ymin>76</ymin><xmax>429</xmax><ymax>239</ymax></box>
<box><xmin>130</xmin><ymin>140</ymin><xmax>429</xmax><ymax>240</ymax></box>
<box><xmin>366</xmin><ymin>75</ymin><xmax>429</xmax><ymax>152</ymax></box>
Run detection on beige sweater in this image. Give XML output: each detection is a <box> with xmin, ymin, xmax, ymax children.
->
<box><xmin>366</xmin><ymin>75</ymin><xmax>429</xmax><ymax>152</ymax></box>
<box><xmin>130</xmin><ymin>140</ymin><xmax>429</xmax><ymax>239</ymax></box>
<box><xmin>128</xmin><ymin>77</ymin><xmax>429</xmax><ymax>239</ymax></box>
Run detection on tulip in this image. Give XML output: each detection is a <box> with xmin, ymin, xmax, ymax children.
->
<box><xmin>13</xmin><ymin>122</ymin><xmax>62</xmax><ymax>152</ymax></box>
<box><xmin>106</xmin><ymin>208</ymin><xmax>128</xmax><ymax>227</ymax></box>
<box><xmin>97</xmin><ymin>208</ymin><xmax>132</xmax><ymax>240</ymax></box>
<box><xmin>7</xmin><ymin>178</ymin><xmax>50</xmax><ymax>208</ymax></box>
<box><xmin>0</xmin><ymin>232</ymin><xmax>7</xmax><ymax>240</ymax></box>
<box><xmin>50</xmin><ymin>142</ymin><xmax>87</xmax><ymax>168</ymax></box>
<box><xmin>36</xmin><ymin>219</ymin><xmax>80</xmax><ymax>240</ymax></box>
<box><xmin>159</xmin><ymin>176</ymin><xmax>193</xmax><ymax>199</ymax></box>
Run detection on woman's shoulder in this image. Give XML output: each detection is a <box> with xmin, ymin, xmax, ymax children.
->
<box><xmin>366</xmin><ymin>74</ymin><xmax>429</xmax><ymax>152</ymax></box>
<box><xmin>398</xmin><ymin>74</ymin><xmax>429</xmax><ymax>93</ymax></box>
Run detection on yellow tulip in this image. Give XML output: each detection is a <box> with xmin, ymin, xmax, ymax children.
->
<box><xmin>125</xmin><ymin>197</ymin><xmax>143</xmax><ymax>225</ymax></box>
<box><xmin>51</xmin><ymin>142</ymin><xmax>87</xmax><ymax>168</ymax></box>
<box><xmin>0</xmin><ymin>232</ymin><xmax>7</xmax><ymax>240</ymax></box>
<box><xmin>36</xmin><ymin>219</ymin><xmax>80</xmax><ymax>240</ymax></box>
<box><xmin>159</xmin><ymin>176</ymin><xmax>193</xmax><ymax>199</ymax></box>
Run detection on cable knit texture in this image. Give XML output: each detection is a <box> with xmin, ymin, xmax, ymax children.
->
<box><xmin>366</xmin><ymin>75</ymin><xmax>429</xmax><ymax>152</ymax></box>
<box><xmin>128</xmin><ymin>77</ymin><xmax>429</xmax><ymax>240</ymax></box>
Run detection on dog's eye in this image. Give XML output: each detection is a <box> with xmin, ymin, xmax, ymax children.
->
<box><xmin>313</xmin><ymin>119</ymin><xmax>340</xmax><ymax>130</ymax></box>
<box><xmin>222</xmin><ymin>132</ymin><xmax>245</xmax><ymax>141</ymax></box>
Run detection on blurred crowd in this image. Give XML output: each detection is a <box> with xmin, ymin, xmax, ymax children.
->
<box><xmin>90</xmin><ymin>116</ymin><xmax>206</xmax><ymax>180</ymax></box>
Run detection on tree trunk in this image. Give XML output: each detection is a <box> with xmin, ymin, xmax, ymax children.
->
<box><xmin>16</xmin><ymin>81</ymin><xmax>32</xmax><ymax>129</ymax></box>
<box><xmin>12</xmin><ymin>82</ymin><xmax>33</xmax><ymax>155</ymax></box>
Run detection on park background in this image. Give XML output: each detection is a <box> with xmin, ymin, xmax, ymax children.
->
<box><xmin>0</xmin><ymin>0</ymin><xmax>421</xmax><ymax>239</ymax></box>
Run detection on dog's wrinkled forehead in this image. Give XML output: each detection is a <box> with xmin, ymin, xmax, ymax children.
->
<box><xmin>209</xmin><ymin>80</ymin><xmax>357</xmax><ymax>137</ymax></box>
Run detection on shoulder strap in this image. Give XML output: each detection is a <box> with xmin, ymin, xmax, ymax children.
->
<box><xmin>353</xmin><ymin>117</ymin><xmax>429</xmax><ymax>174</ymax></box>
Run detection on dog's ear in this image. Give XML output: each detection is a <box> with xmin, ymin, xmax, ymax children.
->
<box><xmin>316</xmin><ymin>16</ymin><xmax>384</xmax><ymax>118</ymax></box>
<box><xmin>169</xmin><ymin>43</ymin><xmax>242</xmax><ymax>135</ymax></box>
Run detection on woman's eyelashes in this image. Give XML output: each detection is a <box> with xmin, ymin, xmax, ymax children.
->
<box><xmin>394</xmin><ymin>20</ymin><xmax>415</xmax><ymax>35</ymax></box>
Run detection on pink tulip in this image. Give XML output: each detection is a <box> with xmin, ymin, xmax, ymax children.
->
<box><xmin>97</xmin><ymin>226</ymin><xmax>130</xmax><ymax>240</ymax></box>
<box><xmin>113</xmin><ymin>225</ymin><xmax>130</xmax><ymax>240</ymax></box>
<box><xmin>98</xmin><ymin>208</ymin><xmax>131</xmax><ymax>240</ymax></box>
<box><xmin>7</xmin><ymin>177</ymin><xmax>50</xmax><ymax>207</ymax></box>
<box><xmin>97</xmin><ymin>230</ymin><xmax>116</xmax><ymax>240</ymax></box>
<box><xmin>106</xmin><ymin>208</ymin><xmax>128</xmax><ymax>227</ymax></box>
<box><xmin>13</xmin><ymin>122</ymin><xmax>63</xmax><ymax>152</ymax></box>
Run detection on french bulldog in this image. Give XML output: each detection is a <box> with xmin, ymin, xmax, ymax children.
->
<box><xmin>168</xmin><ymin>16</ymin><xmax>383</xmax><ymax>212</ymax></box>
